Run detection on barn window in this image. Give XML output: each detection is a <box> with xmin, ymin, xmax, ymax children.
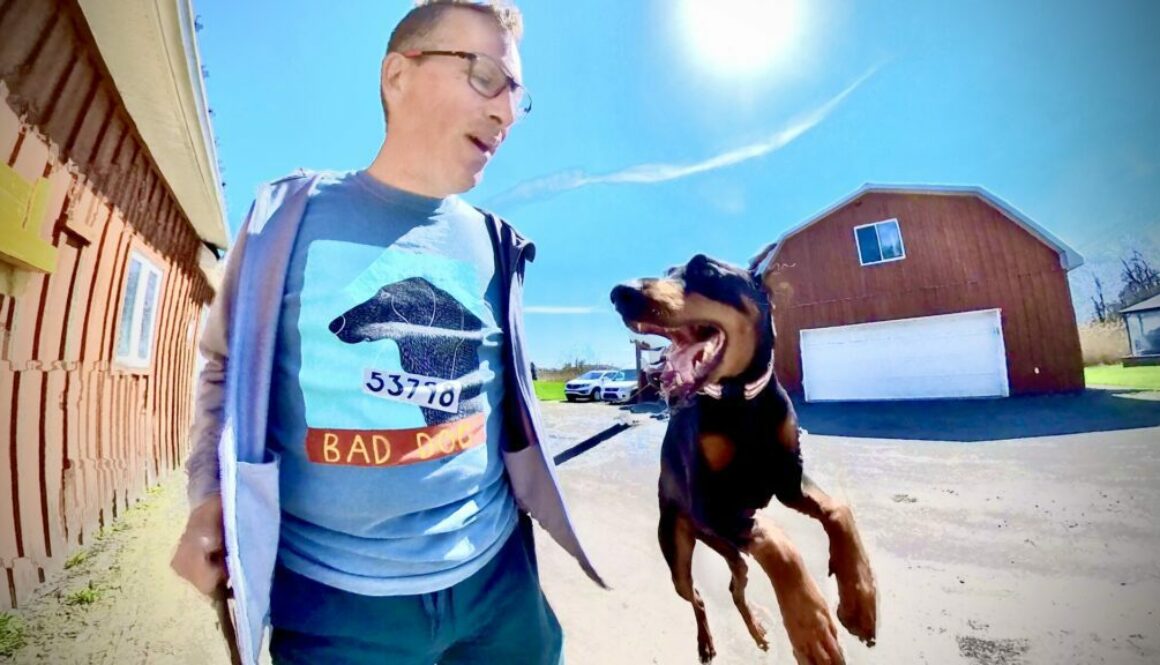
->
<box><xmin>115</xmin><ymin>251</ymin><xmax>165</xmax><ymax>368</ymax></box>
<box><xmin>854</xmin><ymin>219</ymin><xmax>905</xmax><ymax>266</ymax></box>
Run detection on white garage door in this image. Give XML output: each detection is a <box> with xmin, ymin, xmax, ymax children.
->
<box><xmin>801</xmin><ymin>309</ymin><xmax>1009</xmax><ymax>402</ymax></box>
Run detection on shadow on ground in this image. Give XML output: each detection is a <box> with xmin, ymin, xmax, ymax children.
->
<box><xmin>793</xmin><ymin>388</ymin><xmax>1160</xmax><ymax>441</ymax></box>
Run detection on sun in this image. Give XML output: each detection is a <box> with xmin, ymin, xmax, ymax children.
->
<box><xmin>679</xmin><ymin>0</ymin><xmax>800</xmax><ymax>77</ymax></box>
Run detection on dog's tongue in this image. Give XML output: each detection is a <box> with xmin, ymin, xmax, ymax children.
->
<box><xmin>661</xmin><ymin>339</ymin><xmax>711</xmax><ymax>394</ymax></box>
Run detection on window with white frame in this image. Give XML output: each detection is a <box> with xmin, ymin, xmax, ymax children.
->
<box><xmin>854</xmin><ymin>218</ymin><xmax>906</xmax><ymax>266</ymax></box>
<box><xmin>115</xmin><ymin>251</ymin><xmax>164</xmax><ymax>368</ymax></box>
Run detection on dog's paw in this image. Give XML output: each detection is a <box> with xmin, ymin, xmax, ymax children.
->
<box><xmin>747</xmin><ymin>603</ymin><xmax>771</xmax><ymax>651</ymax></box>
<box><xmin>782</xmin><ymin>587</ymin><xmax>844</xmax><ymax>665</ymax></box>
<box><xmin>836</xmin><ymin>561</ymin><xmax>877</xmax><ymax>647</ymax></box>
<box><xmin>697</xmin><ymin>634</ymin><xmax>717</xmax><ymax>663</ymax></box>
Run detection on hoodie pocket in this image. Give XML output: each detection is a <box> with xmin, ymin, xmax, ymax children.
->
<box><xmin>233</xmin><ymin>451</ymin><xmax>282</xmax><ymax>663</ymax></box>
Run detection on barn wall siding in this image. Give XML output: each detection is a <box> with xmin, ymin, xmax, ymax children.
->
<box><xmin>0</xmin><ymin>0</ymin><xmax>215</xmax><ymax>609</ymax></box>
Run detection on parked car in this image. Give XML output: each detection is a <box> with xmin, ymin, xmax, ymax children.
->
<box><xmin>564</xmin><ymin>370</ymin><xmax>619</xmax><ymax>401</ymax></box>
<box><xmin>601</xmin><ymin>369</ymin><xmax>640</xmax><ymax>403</ymax></box>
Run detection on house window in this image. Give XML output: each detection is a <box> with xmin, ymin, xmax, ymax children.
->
<box><xmin>115</xmin><ymin>251</ymin><xmax>164</xmax><ymax>368</ymax></box>
<box><xmin>854</xmin><ymin>218</ymin><xmax>906</xmax><ymax>266</ymax></box>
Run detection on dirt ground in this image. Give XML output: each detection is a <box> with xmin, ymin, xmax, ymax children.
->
<box><xmin>3</xmin><ymin>390</ymin><xmax>1159</xmax><ymax>664</ymax></box>
<box><xmin>1</xmin><ymin>478</ymin><xmax>233</xmax><ymax>664</ymax></box>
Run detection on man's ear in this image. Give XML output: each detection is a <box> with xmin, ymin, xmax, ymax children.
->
<box><xmin>381</xmin><ymin>52</ymin><xmax>408</xmax><ymax>106</ymax></box>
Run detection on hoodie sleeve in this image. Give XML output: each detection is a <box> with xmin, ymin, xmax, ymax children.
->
<box><xmin>183</xmin><ymin>199</ymin><xmax>256</xmax><ymax>509</ymax></box>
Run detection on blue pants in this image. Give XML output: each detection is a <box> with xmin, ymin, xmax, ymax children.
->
<box><xmin>269</xmin><ymin>515</ymin><xmax>563</xmax><ymax>664</ymax></box>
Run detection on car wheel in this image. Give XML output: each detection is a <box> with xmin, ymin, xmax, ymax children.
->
<box><xmin>566</xmin><ymin>395</ymin><xmax>576</xmax><ymax>402</ymax></box>
<box><xmin>590</xmin><ymin>387</ymin><xmax>601</xmax><ymax>401</ymax></box>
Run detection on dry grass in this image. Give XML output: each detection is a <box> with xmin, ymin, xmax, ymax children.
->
<box><xmin>1079</xmin><ymin>321</ymin><xmax>1128</xmax><ymax>366</ymax></box>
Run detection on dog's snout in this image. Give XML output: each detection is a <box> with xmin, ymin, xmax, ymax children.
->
<box><xmin>610</xmin><ymin>281</ymin><xmax>642</xmax><ymax>305</ymax></box>
<box><xmin>611</xmin><ymin>282</ymin><xmax>652</xmax><ymax>319</ymax></box>
<box><xmin>328</xmin><ymin>314</ymin><xmax>346</xmax><ymax>335</ymax></box>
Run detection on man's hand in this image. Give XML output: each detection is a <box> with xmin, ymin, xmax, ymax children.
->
<box><xmin>171</xmin><ymin>495</ymin><xmax>228</xmax><ymax>595</ymax></box>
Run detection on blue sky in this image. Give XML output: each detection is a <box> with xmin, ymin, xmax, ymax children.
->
<box><xmin>196</xmin><ymin>0</ymin><xmax>1159</xmax><ymax>369</ymax></box>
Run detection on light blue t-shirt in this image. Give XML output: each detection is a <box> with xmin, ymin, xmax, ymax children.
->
<box><xmin>268</xmin><ymin>170</ymin><xmax>517</xmax><ymax>596</ymax></box>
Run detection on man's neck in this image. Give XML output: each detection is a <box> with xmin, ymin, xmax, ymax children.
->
<box><xmin>365</xmin><ymin>139</ymin><xmax>449</xmax><ymax>199</ymax></box>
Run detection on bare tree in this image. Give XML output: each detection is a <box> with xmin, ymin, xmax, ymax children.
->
<box><xmin>1092</xmin><ymin>275</ymin><xmax>1109</xmax><ymax>323</ymax></box>
<box><xmin>1118</xmin><ymin>250</ymin><xmax>1160</xmax><ymax>308</ymax></box>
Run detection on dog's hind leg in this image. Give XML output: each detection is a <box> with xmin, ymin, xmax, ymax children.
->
<box><xmin>746</xmin><ymin>514</ymin><xmax>844</xmax><ymax>665</ymax></box>
<box><xmin>697</xmin><ymin>532</ymin><xmax>770</xmax><ymax>652</ymax></box>
<box><xmin>659</xmin><ymin>504</ymin><xmax>716</xmax><ymax>663</ymax></box>
<box><xmin>780</xmin><ymin>474</ymin><xmax>878</xmax><ymax>647</ymax></box>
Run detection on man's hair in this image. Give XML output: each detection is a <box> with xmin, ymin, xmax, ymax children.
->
<box><xmin>381</xmin><ymin>1</ymin><xmax>523</xmax><ymax>125</ymax></box>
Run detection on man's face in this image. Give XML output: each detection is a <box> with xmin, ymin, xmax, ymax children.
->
<box><xmin>385</xmin><ymin>9</ymin><xmax>523</xmax><ymax>195</ymax></box>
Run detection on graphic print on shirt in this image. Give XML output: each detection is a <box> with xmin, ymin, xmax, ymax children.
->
<box><xmin>329</xmin><ymin>276</ymin><xmax>484</xmax><ymax>426</ymax></box>
<box><xmin>298</xmin><ymin>242</ymin><xmax>500</xmax><ymax>468</ymax></box>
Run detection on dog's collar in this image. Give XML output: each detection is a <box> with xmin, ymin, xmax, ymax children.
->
<box><xmin>699</xmin><ymin>353</ymin><xmax>774</xmax><ymax>401</ymax></box>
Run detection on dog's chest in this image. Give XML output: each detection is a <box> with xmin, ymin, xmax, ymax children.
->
<box><xmin>697</xmin><ymin>433</ymin><xmax>736</xmax><ymax>472</ymax></box>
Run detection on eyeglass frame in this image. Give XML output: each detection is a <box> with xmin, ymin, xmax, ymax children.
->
<box><xmin>399</xmin><ymin>49</ymin><xmax>532</xmax><ymax>120</ymax></box>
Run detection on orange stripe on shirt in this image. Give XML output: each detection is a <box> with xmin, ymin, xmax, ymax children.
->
<box><xmin>304</xmin><ymin>412</ymin><xmax>487</xmax><ymax>467</ymax></box>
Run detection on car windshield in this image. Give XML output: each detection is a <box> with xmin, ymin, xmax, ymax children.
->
<box><xmin>578</xmin><ymin>371</ymin><xmax>603</xmax><ymax>380</ymax></box>
<box><xmin>617</xmin><ymin>370</ymin><xmax>638</xmax><ymax>381</ymax></box>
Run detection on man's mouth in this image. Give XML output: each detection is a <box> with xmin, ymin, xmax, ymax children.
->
<box><xmin>628</xmin><ymin>320</ymin><xmax>726</xmax><ymax>401</ymax></box>
<box><xmin>467</xmin><ymin>134</ymin><xmax>497</xmax><ymax>157</ymax></box>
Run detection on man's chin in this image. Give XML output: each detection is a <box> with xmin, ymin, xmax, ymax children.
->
<box><xmin>446</xmin><ymin>168</ymin><xmax>483</xmax><ymax>195</ymax></box>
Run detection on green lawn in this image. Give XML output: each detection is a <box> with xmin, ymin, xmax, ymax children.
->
<box><xmin>534</xmin><ymin>380</ymin><xmax>567</xmax><ymax>402</ymax></box>
<box><xmin>1085</xmin><ymin>363</ymin><xmax>1160</xmax><ymax>391</ymax></box>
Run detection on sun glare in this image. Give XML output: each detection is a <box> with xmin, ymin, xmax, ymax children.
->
<box><xmin>679</xmin><ymin>0</ymin><xmax>800</xmax><ymax>77</ymax></box>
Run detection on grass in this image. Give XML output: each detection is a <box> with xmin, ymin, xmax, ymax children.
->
<box><xmin>1086</xmin><ymin>363</ymin><xmax>1160</xmax><ymax>390</ymax></box>
<box><xmin>533</xmin><ymin>380</ymin><xmax>567</xmax><ymax>402</ymax></box>
<box><xmin>64</xmin><ymin>549</ymin><xmax>88</xmax><ymax>570</ymax></box>
<box><xmin>0</xmin><ymin>613</ymin><xmax>25</xmax><ymax>657</ymax></box>
<box><xmin>64</xmin><ymin>582</ymin><xmax>100</xmax><ymax>607</ymax></box>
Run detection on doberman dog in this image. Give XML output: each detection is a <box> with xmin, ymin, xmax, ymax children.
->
<box><xmin>610</xmin><ymin>254</ymin><xmax>877</xmax><ymax>664</ymax></box>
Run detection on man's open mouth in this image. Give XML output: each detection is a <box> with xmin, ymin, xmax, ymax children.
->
<box><xmin>467</xmin><ymin>135</ymin><xmax>495</xmax><ymax>156</ymax></box>
<box><xmin>629</xmin><ymin>320</ymin><xmax>726</xmax><ymax>401</ymax></box>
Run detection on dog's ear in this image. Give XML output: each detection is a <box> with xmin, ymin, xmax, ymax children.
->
<box><xmin>749</xmin><ymin>267</ymin><xmax>776</xmax><ymax>307</ymax></box>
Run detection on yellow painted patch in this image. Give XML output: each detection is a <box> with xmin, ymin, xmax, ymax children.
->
<box><xmin>0</xmin><ymin>163</ymin><xmax>57</xmax><ymax>275</ymax></box>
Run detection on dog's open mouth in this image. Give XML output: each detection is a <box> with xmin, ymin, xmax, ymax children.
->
<box><xmin>631</xmin><ymin>320</ymin><xmax>725</xmax><ymax>401</ymax></box>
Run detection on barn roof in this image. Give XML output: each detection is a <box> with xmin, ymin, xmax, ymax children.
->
<box><xmin>754</xmin><ymin>184</ymin><xmax>1083</xmax><ymax>275</ymax></box>
<box><xmin>77</xmin><ymin>0</ymin><xmax>228</xmax><ymax>249</ymax></box>
<box><xmin>1120</xmin><ymin>293</ymin><xmax>1160</xmax><ymax>314</ymax></box>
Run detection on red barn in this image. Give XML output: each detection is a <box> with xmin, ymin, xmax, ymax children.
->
<box><xmin>1</xmin><ymin>0</ymin><xmax>226</xmax><ymax>607</ymax></box>
<box><xmin>753</xmin><ymin>185</ymin><xmax>1084</xmax><ymax>401</ymax></box>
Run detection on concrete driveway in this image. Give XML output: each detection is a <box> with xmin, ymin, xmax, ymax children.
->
<box><xmin>534</xmin><ymin>388</ymin><xmax>1160</xmax><ymax>664</ymax></box>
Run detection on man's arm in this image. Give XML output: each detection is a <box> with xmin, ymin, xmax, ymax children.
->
<box><xmin>171</xmin><ymin>202</ymin><xmax>254</xmax><ymax>595</ymax></box>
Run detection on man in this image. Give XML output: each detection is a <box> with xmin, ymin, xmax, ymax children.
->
<box><xmin>171</xmin><ymin>3</ymin><xmax>604</xmax><ymax>663</ymax></box>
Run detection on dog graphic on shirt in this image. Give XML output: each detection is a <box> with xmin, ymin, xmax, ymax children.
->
<box><xmin>328</xmin><ymin>276</ymin><xmax>487</xmax><ymax>426</ymax></box>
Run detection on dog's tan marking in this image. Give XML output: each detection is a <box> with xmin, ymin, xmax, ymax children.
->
<box><xmin>698</xmin><ymin>433</ymin><xmax>736</xmax><ymax>472</ymax></box>
<box><xmin>643</xmin><ymin>279</ymin><xmax>685</xmax><ymax>313</ymax></box>
<box><xmin>777</xmin><ymin>415</ymin><xmax>800</xmax><ymax>454</ymax></box>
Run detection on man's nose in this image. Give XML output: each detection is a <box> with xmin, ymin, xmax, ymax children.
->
<box><xmin>487</xmin><ymin>89</ymin><xmax>516</xmax><ymax>130</ymax></box>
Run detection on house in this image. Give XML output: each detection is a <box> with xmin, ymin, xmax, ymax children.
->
<box><xmin>1120</xmin><ymin>294</ymin><xmax>1160</xmax><ymax>366</ymax></box>
<box><xmin>752</xmin><ymin>185</ymin><xmax>1085</xmax><ymax>402</ymax></box>
<box><xmin>0</xmin><ymin>0</ymin><xmax>226</xmax><ymax>608</ymax></box>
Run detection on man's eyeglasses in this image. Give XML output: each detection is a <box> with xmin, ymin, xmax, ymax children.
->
<box><xmin>401</xmin><ymin>50</ymin><xmax>532</xmax><ymax>121</ymax></box>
